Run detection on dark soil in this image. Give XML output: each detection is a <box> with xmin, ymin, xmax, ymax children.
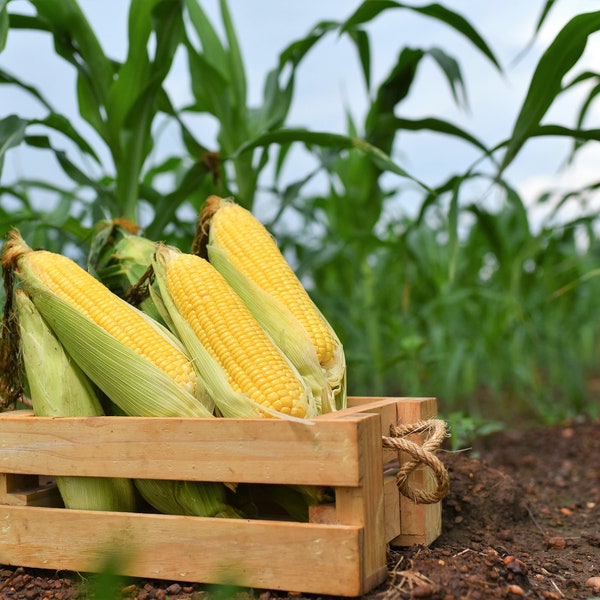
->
<box><xmin>1</xmin><ymin>419</ymin><xmax>599</xmax><ymax>600</ymax></box>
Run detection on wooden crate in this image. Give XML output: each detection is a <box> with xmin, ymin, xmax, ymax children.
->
<box><xmin>0</xmin><ymin>397</ymin><xmax>442</xmax><ymax>597</ymax></box>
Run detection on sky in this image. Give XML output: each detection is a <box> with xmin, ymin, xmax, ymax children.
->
<box><xmin>1</xmin><ymin>0</ymin><xmax>600</xmax><ymax>230</ymax></box>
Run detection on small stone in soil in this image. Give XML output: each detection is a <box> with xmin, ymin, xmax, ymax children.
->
<box><xmin>586</xmin><ymin>576</ymin><xmax>600</xmax><ymax>592</ymax></box>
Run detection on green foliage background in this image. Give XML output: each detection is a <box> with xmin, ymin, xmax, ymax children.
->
<box><xmin>1</xmin><ymin>0</ymin><xmax>599</xmax><ymax>429</ymax></box>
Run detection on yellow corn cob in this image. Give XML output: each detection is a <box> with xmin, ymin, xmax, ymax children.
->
<box><xmin>2</xmin><ymin>232</ymin><xmax>241</xmax><ymax>518</ymax></box>
<box><xmin>197</xmin><ymin>195</ymin><xmax>346</xmax><ymax>411</ymax></box>
<box><xmin>8</xmin><ymin>237</ymin><xmax>197</xmax><ymax>395</ymax></box>
<box><xmin>162</xmin><ymin>250</ymin><xmax>309</xmax><ymax>419</ymax></box>
<box><xmin>209</xmin><ymin>199</ymin><xmax>337</xmax><ymax>368</ymax></box>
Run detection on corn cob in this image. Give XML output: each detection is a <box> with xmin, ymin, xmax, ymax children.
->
<box><xmin>2</xmin><ymin>231</ymin><xmax>244</xmax><ymax>519</ymax></box>
<box><xmin>2</xmin><ymin>230</ymin><xmax>213</xmax><ymax>418</ymax></box>
<box><xmin>196</xmin><ymin>195</ymin><xmax>346</xmax><ymax>411</ymax></box>
<box><xmin>151</xmin><ymin>244</ymin><xmax>317</xmax><ymax>419</ymax></box>
<box><xmin>16</xmin><ymin>289</ymin><xmax>137</xmax><ymax>512</ymax></box>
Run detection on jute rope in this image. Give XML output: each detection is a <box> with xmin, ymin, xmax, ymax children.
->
<box><xmin>382</xmin><ymin>418</ymin><xmax>450</xmax><ymax>504</ymax></box>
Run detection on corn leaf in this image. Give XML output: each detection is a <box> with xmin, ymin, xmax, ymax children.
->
<box><xmin>0</xmin><ymin>115</ymin><xmax>27</xmax><ymax>178</ymax></box>
<box><xmin>0</xmin><ymin>0</ymin><xmax>7</xmax><ymax>52</ymax></box>
<box><xmin>499</xmin><ymin>10</ymin><xmax>600</xmax><ymax>175</ymax></box>
<box><xmin>232</xmin><ymin>128</ymin><xmax>429</xmax><ymax>190</ymax></box>
<box><xmin>341</xmin><ymin>1</ymin><xmax>500</xmax><ymax>71</ymax></box>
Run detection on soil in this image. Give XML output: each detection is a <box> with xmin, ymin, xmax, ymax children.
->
<box><xmin>1</xmin><ymin>419</ymin><xmax>599</xmax><ymax>600</ymax></box>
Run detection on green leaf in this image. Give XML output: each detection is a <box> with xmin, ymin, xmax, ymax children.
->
<box><xmin>499</xmin><ymin>11</ymin><xmax>600</xmax><ymax>175</ymax></box>
<box><xmin>31</xmin><ymin>114</ymin><xmax>100</xmax><ymax>162</ymax></box>
<box><xmin>251</xmin><ymin>67</ymin><xmax>294</xmax><ymax>134</ymax></box>
<box><xmin>219</xmin><ymin>0</ymin><xmax>246</xmax><ymax>114</ymax></box>
<box><xmin>29</xmin><ymin>0</ymin><xmax>114</xmax><ymax>107</ymax></box>
<box><xmin>342</xmin><ymin>1</ymin><xmax>500</xmax><ymax>70</ymax></box>
<box><xmin>447</xmin><ymin>181</ymin><xmax>459</xmax><ymax>284</ymax></box>
<box><xmin>534</xmin><ymin>0</ymin><xmax>558</xmax><ymax>35</ymax></box>
<box><xmin>184</xmin><ymin>0</ymin><xmax>228</xmax><ymax>77</ymax></box>
<box><xmin>534</xmin><ymin>123</ymin><xmax>600</xmax><ymax>141</ymax></box>
<box><xmin>185</xmin><ymin>43</ymin><xmax>231</xmax><ymax>119</ymax></box>
<box><xmin>279</xmin><ymin>20</ymin><xmax>338</xmax><ymax>69</ymax></box>
<box><xmin>0</xmin><ymin>0</ymin><xmax>9</xmax><ymax>52</ymax></box>
<box><xmin>427</xmin><ymin>47</ymin><xmax>467</xmax><ymax>108</ymax></box>
<box><xmin>106</xmin><ymin>0</ymin><xmax>155</xmax><ymax>136</ymax></box>
<box><xmin>156</xmin><ymin>87</ymin><xmax>211</xmax><ymax>157</ymax></box>
<box><xmin>391</xmin><ymin>116</ymin><xmax>495</xmax><ymax>161</ymax></box>
<box><xmin>0</xmin><ymin>115</ymin><xmax>27</xmax><ymax>179</ymax></box>
<box><xmin>233</xmin><ymin>128</ymin><xmax>429</xmax><ymax>190</ymax></box>
<box><xmin>143</xmin><ymin>160</ymin><xmax>211</xmax><ymax>240</ymax></box>
<box><xmin>107</xmin><ymin>0</ymin><xmax>184</xmax><ymax>219</ymax></box>
<box><xmin>143</xmin><ymin>156</ymin><xmax>184</xmax><ymax>185</ymax></box>
<box><xmin>22</xmin><ymin>133</ymin><xmax>117</xmax><ymax>210</ymax></box>
<box><xmin>341</xmin><ymin>0</ymin><xmax>397</xmax><ymax>31</ymax></box>
<box><xmin>345</xmin><ymin>28</ymin><xmax>371</xmax><ymax>92</ymax></box>
<box><xmin>76</xmin><ymin>70</ymin><xmax>108</xmax><ymax>141</ymax></box>
<box><xmin>0</xmin><ymin>67</ymin><xmax>54</xmax><ymax>112</ymax></box>
<box><xmin>366</xmin><ymin>47</ymin><xmax>424</xmax><ymax>152</ymax></box>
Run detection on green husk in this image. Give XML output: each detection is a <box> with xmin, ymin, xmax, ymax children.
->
<box><xmin>88</xmin><ymin>221</ymin><xmax>163</xmax><ymax>323</ymax></box>
<box><xmin>135</xmin><ymin>479</ymin><xmax>242</xmax><ymax>518</ymax></box>
<box><xmin>151</xmin><ymin>244</ymin><xmax>318</xmax><ymax>421</ymax></box>
<box><xmin>16</xmin><ymin>290</ymin><xmax>138</xmax><ymax>512</ymax></box>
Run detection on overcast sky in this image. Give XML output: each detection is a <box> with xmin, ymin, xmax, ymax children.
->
<box><xmin>1</xmin><ymin>1</ymin><xmax>599</xmax><ymax>228</ymax></box>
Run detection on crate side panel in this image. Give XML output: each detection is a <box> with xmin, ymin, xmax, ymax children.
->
<box><xmin>0</xmin><ymin>505</ymin><xmax>366</xmax><ymax>597</ymax></box>
<box><xmin>0</xmin><ymin>474</ymin><xmax>62</xmax><ymax>507</ymax></box>
<box><xmin>333</xmin><ymin>413</ymin><xmax>387</xmax><ymax>593</ymax></box>
<box><xmin>393</xmin><ymin>397</ymin><xmax>442</xmax><ymax>546</ymax></box>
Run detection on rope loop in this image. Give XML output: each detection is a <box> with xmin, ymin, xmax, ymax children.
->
<box><xmin>382</xmin><ymin>418</ymin><xmax>450</xmax><ymax>504</ymax></box>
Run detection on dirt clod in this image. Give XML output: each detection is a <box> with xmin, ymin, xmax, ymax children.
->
<box><xmin>586</xmin><ymin>576</ymin><xmax>600</xmax><ymax>592</ymax></box>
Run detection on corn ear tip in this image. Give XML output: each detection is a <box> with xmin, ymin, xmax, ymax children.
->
<box><xmin>1</xmin><ymin>229</ymin><xmax>30</xmax><ymax>270</ymax></box>
<box><xmin>193</xmin><ymin>195</ymin><xmax>238</xmax><ymax>257</ymax></box>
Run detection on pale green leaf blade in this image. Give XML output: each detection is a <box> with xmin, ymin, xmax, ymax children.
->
<box><xmin>500</xmin><ymin>10</ymin><xmax>600</xmax><ymax>174</ymax></box>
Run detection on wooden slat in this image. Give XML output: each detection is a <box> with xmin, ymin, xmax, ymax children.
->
<box><xmin>0</xmin><ymin>412</ymin><xmax>366</xmax><ymax>486</ymax></box>
<box><xmin>0</xmin><ymin>505</ymin><xmax>365</xmax><ymax>597</ymax></box>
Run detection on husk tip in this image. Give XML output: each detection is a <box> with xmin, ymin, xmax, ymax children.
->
<box><xmin>192</xmin><ymin>195</ymin><xmax>235</xmax><ymax>258</ymax></box>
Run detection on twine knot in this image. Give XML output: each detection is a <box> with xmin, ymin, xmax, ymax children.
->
<box><xmin>382</xmin><ymin>418</ymin><xmax>450</xmax><ymax>504</ymax></box>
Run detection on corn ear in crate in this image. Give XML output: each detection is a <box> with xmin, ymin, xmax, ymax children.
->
<box><xmin>2</xmin><ymin>231</ymin><xmax>241</xmax><ymax>519</ymax></box>
<box><xmin>151</xmin><ymin>244</ymin><xmax>318</xmax><ymax>420</ymax></box>
<box><xmin>2</xmin><ymin>230</ymin><xmax>213</xmax><ymax>418</ymax></box>
<box><xmin>196</xmin><ymin>195</ymin><xmax>346</xmax><ymax>412</ymax></box>
<box><xmin>134</xmin><ymin>479</ymin><xmax>241</xmax><ymax>518</ymax></box>
<box><xmin>15</xmin><ymin>290</ymin><xmax>137</xmax><ymax>512</ymax></box>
